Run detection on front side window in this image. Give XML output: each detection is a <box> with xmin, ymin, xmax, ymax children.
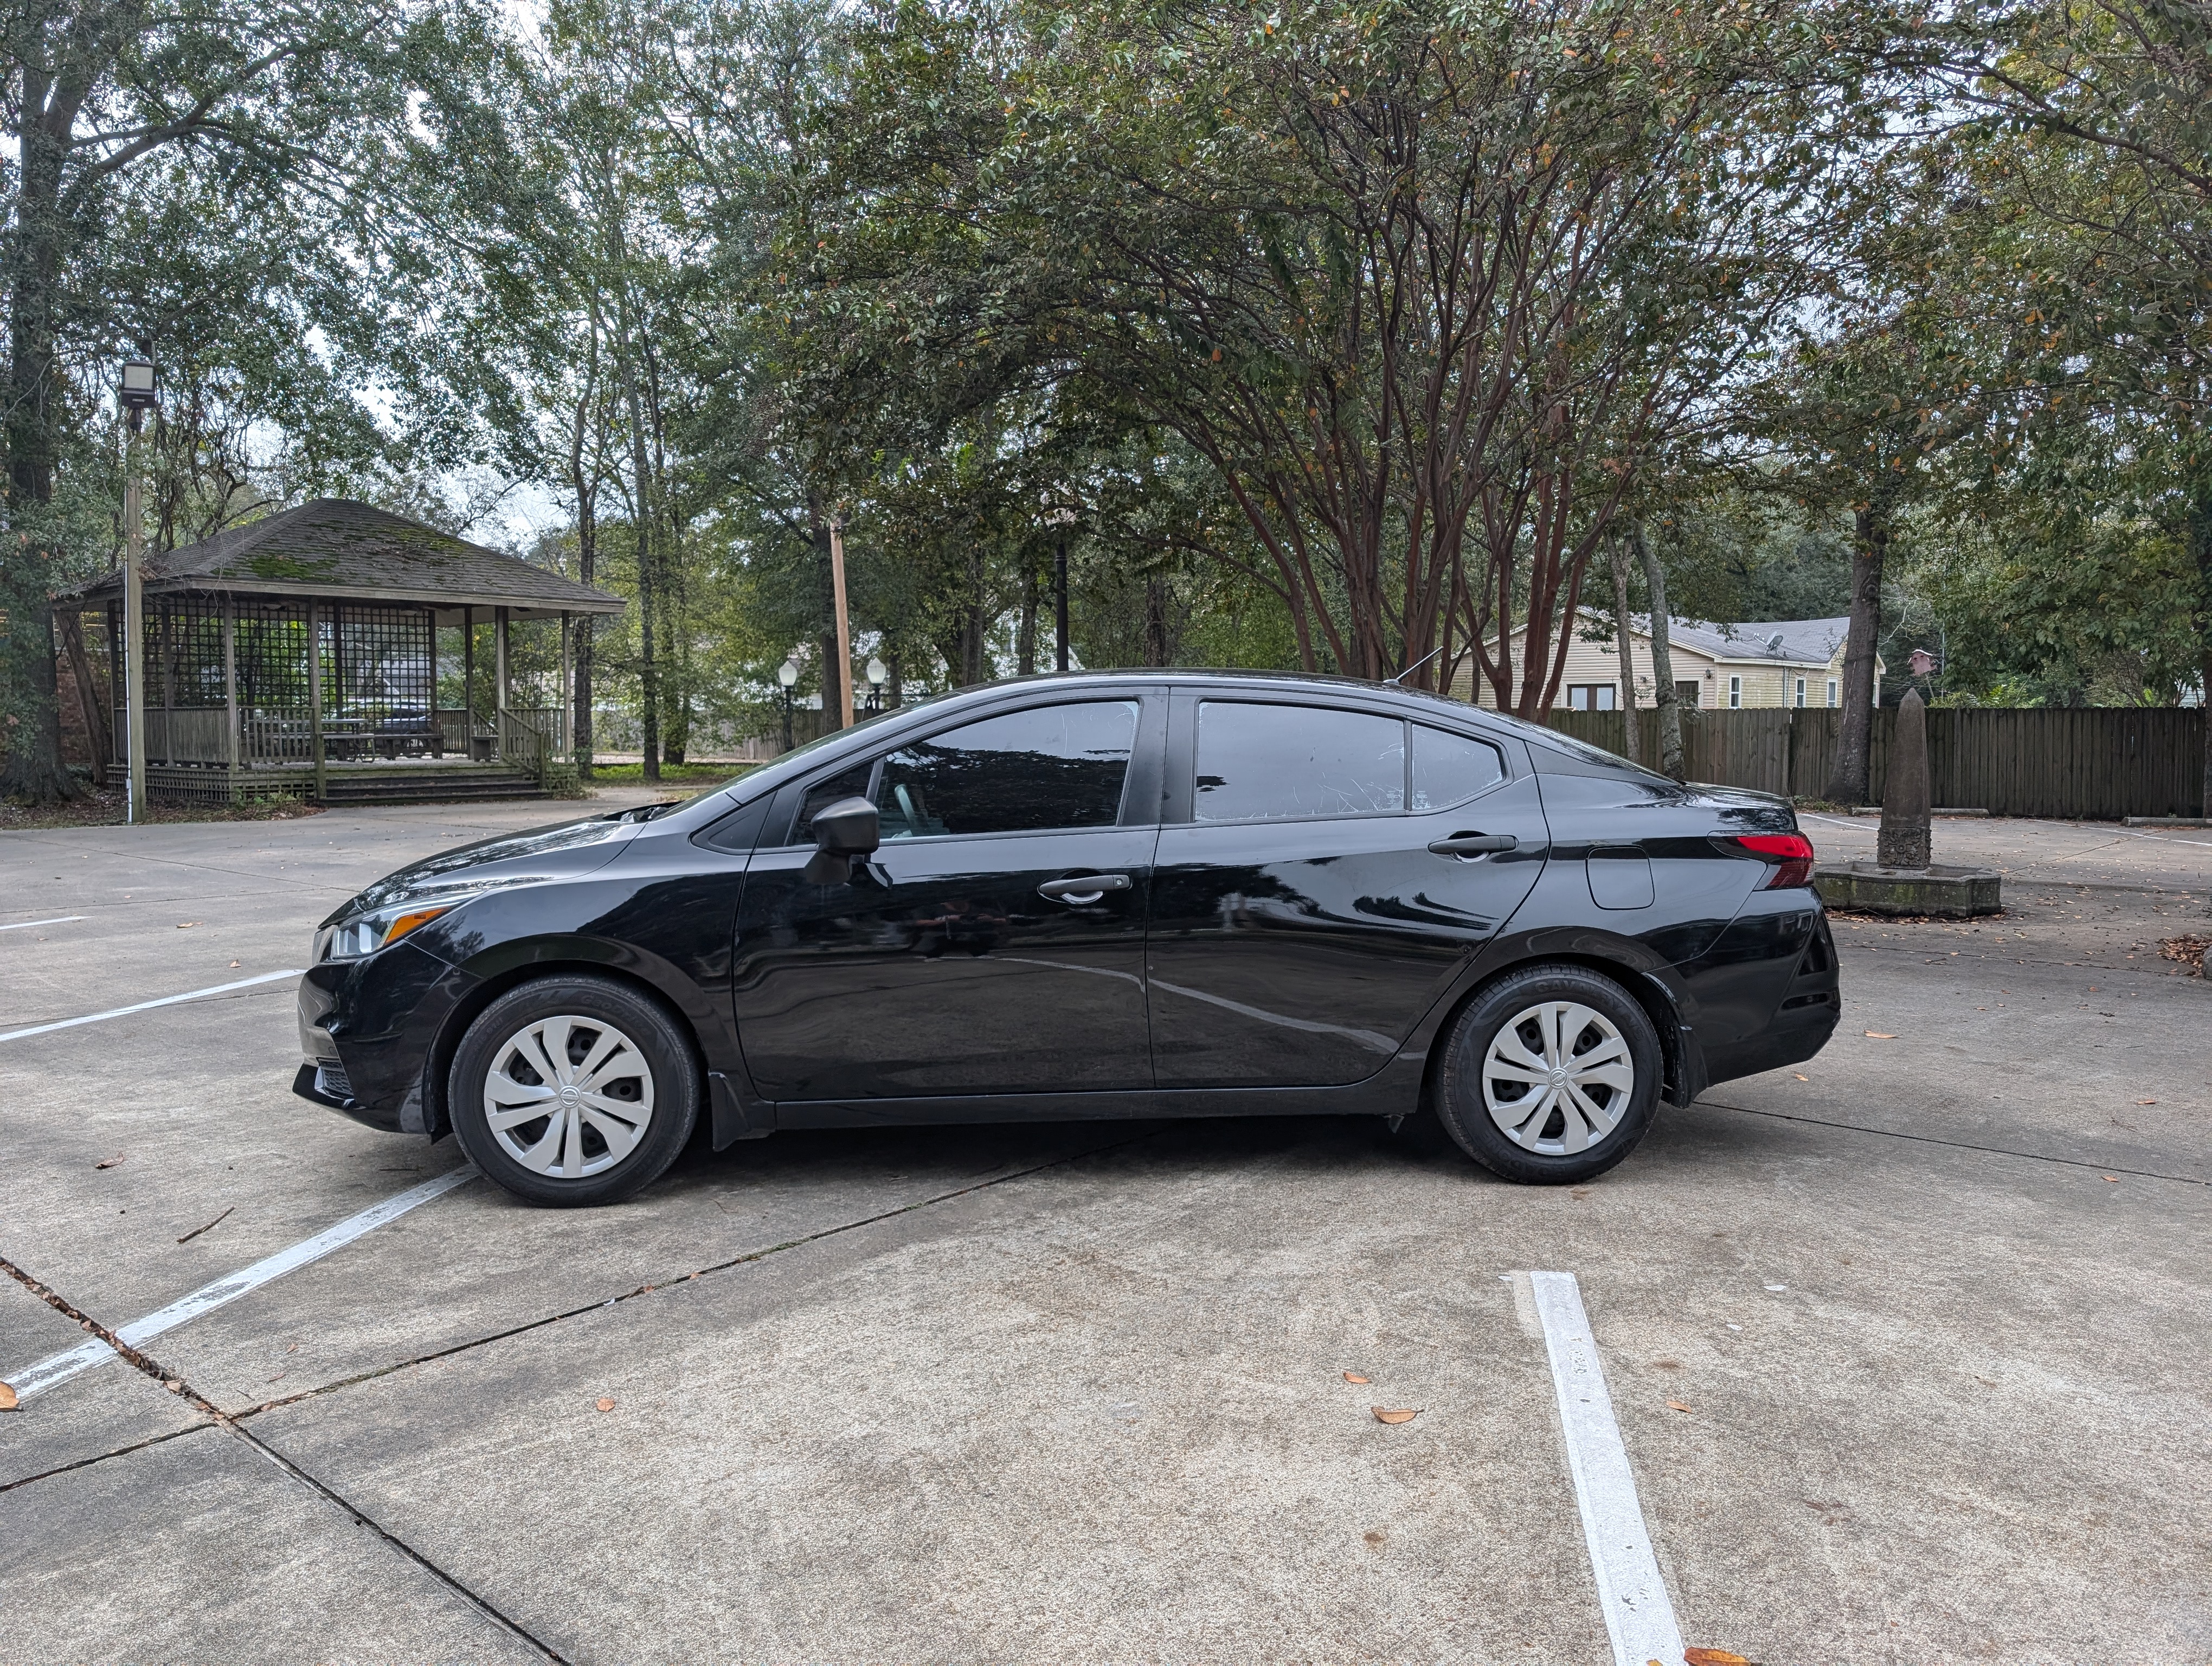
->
<box><xmin>1196</xmin><ymin>702</ymin><xmax>1404</xmax><ymax>822</ymax></box>
<box><xmin>1567</xmin><ymin>684</ymin><xmax>1617</xmax><ymax>712</ymax></box>
<box><xmin>1728</xmin><ymin>675</ymin><xmax>1744</xmax><ymax>709</ymax></box>
<box><xmin>1794</xmin><ymin>677</ymin><xmax>1808</xmax><ymax>707</ymax></box>
<box><xmin>1826</xmin><ymin>678</ymin><xmax>1840</xmax><ymax>708</ymax></box>
<box><xmin>874</xmin><ymin>701</ymin><xmax>1139</xmax><ymax>838</ymax></box>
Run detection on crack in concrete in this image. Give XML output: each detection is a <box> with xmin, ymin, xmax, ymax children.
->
<box><xmin>1699</xmin><ymin>1100</ymin><xmax>2211</xmax><ymax>1188</ymax></box>
<box><xmin>1</xmin><ymin>1252</ymin><xmax>570</xmax><ymax>1658</ymax></box>
<box><xmin>232</xmin><ymin>1134</ymin><xmax>1153</xmax><ymax>1424</ymax></box>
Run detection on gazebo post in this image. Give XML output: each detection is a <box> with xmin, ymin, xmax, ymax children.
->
<box><xmin>308</xmin><ymin>601</ymin><xmax>326</xmax><ymax>801</ymax></box>
<box><xmin>495</xmin><ymin>605</ymin><xmax>510</xmax><ymax>762</ymax></box>
<box><xmin>160</xmin><ymin>603</ymin><xmax>175</xmax><ymax>766</ymax></box>
<box><xmin>223</xmin><ymin>595</ymin><xmax>239</xmax><ymax>796</ymax></box>
<box><xmin>560</xmin><ymin>612</ymin><xmax>572</xmax><ymax>754</ymax></box>
<box><xmin>427</xmin><ymin>608</ymin><xmax>441</xmax><ymax>758</ymax></box>
<box><xmin>463</xmin><ymin>605</ymin><xmax>475</xmax><ymax>757</ymax></box>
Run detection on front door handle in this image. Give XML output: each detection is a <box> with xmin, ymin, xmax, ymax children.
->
<box><xmin>1427</xmin><ymin>834</ymin><xmax>1517</xmax><ymax>858</ymax></box>
<box><xmin>1038</xmin><ymin>873</ymin><xmax>1133</xmax><ymax>903</ymax></box>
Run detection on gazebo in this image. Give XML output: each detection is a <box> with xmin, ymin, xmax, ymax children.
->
<box><xmin>64</xmin><ymin>498</ymin><xmax>624</xmax><ymax>805</ymax></box>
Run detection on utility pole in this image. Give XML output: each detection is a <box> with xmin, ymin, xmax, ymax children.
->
<box><xmin>119</xmin><ymin>360</ymin><xmax>158</xmax><ymax>822</ymax></box>
<box><xmin>828</xmin><ymin>520</ymin><xmax>854</xmax><ymax>729</ymax></box>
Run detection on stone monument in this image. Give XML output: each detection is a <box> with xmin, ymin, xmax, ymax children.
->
<box><xmin>1813</xmin><ymin>688</ymin><xmax>2001</xmax><ymax>917</ymax></box>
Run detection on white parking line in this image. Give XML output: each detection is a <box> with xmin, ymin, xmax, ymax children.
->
<box><xmin>0</xmin><ymin>969</ymin><xmax>305</xmax><ymax>1044</ymax></box>
<box><xmin>0</xmin><ymin>915</ymin><xmax>85</xmax><ymax>932</ymax></box>
<box><xmin>1526</xmin><ymin>1270</ymin><xmax>1685</xmax><ymax>1666</ymax></box>
<box><xmin>3</xmin><ymin>1168</ymin><xmax>478</xmax><ymax>1400</ymax></box>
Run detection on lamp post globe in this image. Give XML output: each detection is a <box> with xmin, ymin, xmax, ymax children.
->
<box><xmin>776</xmin><ymin>657</ymin><xmax>800</xmax><ymax>752</ymax></box>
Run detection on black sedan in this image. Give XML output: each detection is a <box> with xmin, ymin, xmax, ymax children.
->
<box><xmin>295</xmin><ymin>671</ymin><xmax>1838</xmax><ymax>1204</ymax></box>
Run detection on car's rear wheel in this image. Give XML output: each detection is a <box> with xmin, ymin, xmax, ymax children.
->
<box><xmin>449</xmin><ymin>975</ymin><xmax>698</xmax><ymax>1207</ymax></box>
<box><xmin>1433</xmin><ymin>964</ymin><xmax>1662</xmax><ymax>1184</ymax></box>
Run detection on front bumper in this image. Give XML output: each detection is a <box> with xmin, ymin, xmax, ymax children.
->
<box><xmin>292</xmin><ymin>941</ymin><xmax>478</xmax><ymax>1135</ymax></box>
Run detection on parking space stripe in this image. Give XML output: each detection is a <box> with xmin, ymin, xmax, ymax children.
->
<box><xmin>1526</xmin><ymin>1270</ymin><xmax>1685</xmax><ymax>1666</ymax></box>
<box><xmin>0</xmin><ymin>968</ymin><xmax>304</xmax><ymax>1043</ymax></box>
<box><xmin>3</xmin><ymin>1168</ymin><xmax>478</xmax><ymax>1400</ymax></box>
<box><xmin>0</xmin><ymin>915</ymin><xmax>85</xmax><ymax>932</ymax></box>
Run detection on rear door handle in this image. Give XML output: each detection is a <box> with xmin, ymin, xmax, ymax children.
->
<box><xmin>1038</xmin><ymin>873</ymin><xmax>1132</xmax><ymax>902</ymax></box>
<box><xmin>1427</xmin><ymin>834</ymin><xmax>1517</xmax><ymax>858</ymax></box>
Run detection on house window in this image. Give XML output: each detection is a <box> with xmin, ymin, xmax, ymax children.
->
<box><xmin>1727</xmin><ymin>675</ymin><xmax>1743</xmax><ymax>709</ymax></box>
<box><xmin>1566</xmin><ymin>684</ymin><xmax>1617</xmax><ymax>711</ymax></box>
<box><xmin>1794</xmin><ymin>677</ymin><xmax>1807</xmax><ymax>707</ymax></box>
<box><xmin>1825</xmin><ymin>678</ymin><xmax>1838</xmax><ymax>708</ymax></box>
<box><xmin>1675</xmin><ymin>681</ymin><xmax>1700</xmax><ymax>709</ymax></box>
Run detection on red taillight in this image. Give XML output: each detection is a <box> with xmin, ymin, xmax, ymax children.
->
<box><xmin>1733</xmin><ymin>832</ymin><xmax>1816</xmax><ymax>889</ymax></box>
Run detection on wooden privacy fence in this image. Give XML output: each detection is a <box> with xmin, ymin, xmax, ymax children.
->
<box><xmin>1542</xmin><ymin>706</ymin><xmax>2205</xmax><ymax>820</ymax></box>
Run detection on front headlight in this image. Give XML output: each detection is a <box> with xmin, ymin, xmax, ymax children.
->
<box><xmin>317</xmin><ymin>900</ymin><xmax>460</xmax><ymax>962</ymax></box>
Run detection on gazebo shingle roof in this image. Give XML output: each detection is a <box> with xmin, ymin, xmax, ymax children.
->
<box><xmin>68</xmin><ymin>498</ymin><xmax>623</xmax><ymax>618</ymax></box>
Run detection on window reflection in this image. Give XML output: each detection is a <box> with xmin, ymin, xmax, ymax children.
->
<box><xmin>876</xmin><ymin>701</ymin><xmax>1139</xmax><ymax>838</ymax></box>
<box><xmin>1195</xmin><ymin>702</ymin><xmax>1405</xmax><ymax>822</ymax></box>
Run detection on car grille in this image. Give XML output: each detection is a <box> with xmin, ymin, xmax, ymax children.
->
<box><xmin>316</xmin><ymin>1063</ymin><xmax>353</xmax><ymax>1101</ymax></box>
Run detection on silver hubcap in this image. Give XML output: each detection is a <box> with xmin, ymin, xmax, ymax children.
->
<box><xmin>1482</xmin><ymin>1001</ymin><xmax>1635</xmax><ymax>1156</ymax></box>
<box><xmin>483</xmin><ymin>1015</ymin><xmax>655</xmax><ymax>1178</ymax></box>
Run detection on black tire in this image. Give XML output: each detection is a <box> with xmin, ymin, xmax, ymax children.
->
<box><xmin>1432</xmin><ymin>963</ymin><xmax>1662</xmax><ymax>1185</ymax></box>
<box><xmin>449</xmin><ymin>974</ymin><xmax>700</xmax><ymax>1207</ymax></box>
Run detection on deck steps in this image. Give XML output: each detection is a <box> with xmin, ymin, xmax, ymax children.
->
<box><xmin>314</xmin><ymin>766</ymin><xmax>554</xmax><ymax>805</ymax></box>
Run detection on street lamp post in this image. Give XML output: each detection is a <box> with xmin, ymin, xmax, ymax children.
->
<box><xmin>119</xmin><ymin>359</ymin><xmax>158</xmax><ymax>823</ymax></box>
<box><xmin>865</xmin><ymin>656</ymin><xmax>886</xmax><ymax>714</ymax></box>
<box><xmin>777</xmin><ymin>657</ymin><xmax>800</xmax><ymax>753</ymax></box>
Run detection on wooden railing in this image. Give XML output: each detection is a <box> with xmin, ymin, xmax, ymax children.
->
<box><xmin>498</xmin><ymin>708</ymin><xmax>550</xmax><ymax>784</ymax></box>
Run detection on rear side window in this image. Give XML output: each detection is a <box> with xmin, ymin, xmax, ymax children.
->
<box><xmin>1195</xmin><ymin>702</ymin><xmax>1405</xmax><ymax>822</ymax></box>
<box><xmin>876</xmin><ymin>701</ymin><xmax>1139</xmax><ymax>837</ymax></box>
<box><xmin>1411</xmin><ymin>725</ymin><xmax>1506</xmax><ymax>810</ymax></box>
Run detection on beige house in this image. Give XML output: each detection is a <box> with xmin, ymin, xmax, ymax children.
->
<box><xmin>1455</xmin><ymin>613</ymin><xmax>1882</xmax><ymax>711</ymax></box>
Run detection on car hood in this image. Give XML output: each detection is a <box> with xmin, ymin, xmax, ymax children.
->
<box><xmin>321</xmin><ymin>813</ymin><xmax>639</xmax><ymax>927</ymax></box>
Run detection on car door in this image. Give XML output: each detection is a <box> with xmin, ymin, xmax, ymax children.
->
<box><xmin>731</xmin><ymin>693</ymin><xmax>1164</xmax><ymax>1105</ymax></box>
<box><xmin>1146</xmin><ymin>692</ymin><xmax>1550</xmax><ymax>1089</ymax></box>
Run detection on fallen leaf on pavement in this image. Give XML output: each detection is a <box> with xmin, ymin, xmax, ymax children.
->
<box><xmin>229</xmin><ymin>960</ymin><xmax>241</xmax><ymax>968</ymax></box>
<box><xmin>1863</xmin><ymin>1031</ymin><xmax>1896</xmax><ymax>1039</ymax></box>
<box><xmin>2102</xmin><ymin>1175</ymin><xmax>2120</xmax><ymax>1182</ymax></box>
<box><xmin>0</xmin><ymin>1382</ymin><xmax>17</xmax><ymax>1411</ymax></box>
<box><xmin>1342</xmin><ymin>1372</ymin><xmax>1370</xmax><ymax>1383</ymax></box>
<box><xmin>595</xmin><ymin>1397</ymin><xmax>615</xmax><ymax>1413</ymax></box>
<box><xmin>2136</xmin><ymin>1098</ymin><xmax>2157</xmax><ymax>1105</ymax></box>
<box><xmin>176</xmin><ymin>921</ymin><xmax>201</xmax><ymax>929</ymax></box>
<box><xmin>1685</xmin><ymin>1651</ymin><xmax>1757</xmax><ymax>1666</ymax></box>
<box><xmin>1792</xmin><ymin>1073</ymin><xmax>1808</xmax><ymax>1081</ymax></box>
<box><xmin>1372</xmin><ymin>1407</ymin><xmax>1419</xmax><ymax>1425</ymax></box>
<box><xmin>93</xmin><ymin>1155</ymin><xmax>124</xmax><ymax>1169</ymax></box>
<box><xmin>1666</xmin><ymin>1399</ymin><xmax>1693</xmax><ymax>1413</ymax></box>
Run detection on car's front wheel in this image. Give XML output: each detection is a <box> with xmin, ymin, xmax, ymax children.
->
<box><xmin>449</xmin><ymin>975</ymin><xmax>699</xmax><ymax>1206</ymax></box>
<box><xmin>1433</xmin><ymin>964</ymin><xmax>1662</xmax><ymax>1184</ymax></box>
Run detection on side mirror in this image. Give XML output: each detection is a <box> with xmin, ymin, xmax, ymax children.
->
<box><xmin>803</xmin><ymin>796</ymin><xmax>880</xmax><ymax>885</ymax></box>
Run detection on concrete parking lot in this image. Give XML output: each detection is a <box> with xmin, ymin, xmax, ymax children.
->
<box><xmin>2</xmin><ymin>796</ymin><xmax>2208</xmax><ymax>1664</ymax></box>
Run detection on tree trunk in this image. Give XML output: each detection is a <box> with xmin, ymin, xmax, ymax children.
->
<box><xmin>0</xmin><ymin>94</ymin><xmax>81</xmax><ymax>803</ymax></box>
<box><xmin>570</xmin><ymin>391</ymin><xmax>599</xmax><ymax>780</ymax></box>
<box><xmin>1608</xmin><ymin>535</ymin><xmax>1641</xmax><ymax>765</ymax></box>
<box><xmin>1825</xmin><ymin>503</ymin><xmax>1889</xmax><ymax>806</ymax></box>
<box><xmin>1629</xmin><ymin>520</ymin><xmax>1684</xmax><ymax>781</ymax></box>
<box><xmin>2191</xmin><ymin>483</ymin><xmax>2211</xmax><ymax>816</ymax></box>
<box><xmin>58</xmin><ymin>609</ymin><xmax>111</xmax><ymax>785</ymax></box>
<box><xmin>0</xmin><ymin>601</ymin><xmax>79</xmax><ymax>800</ymax></box>
<box><xmin>1144</xmin><ymin>578</ymin><xmax>1170</xmax><ymax>667</ymax></box>
<box><xmin>1018</xmin><ymin>561</ymin><xmax>1037</xmax><ymax>675</ymax></box>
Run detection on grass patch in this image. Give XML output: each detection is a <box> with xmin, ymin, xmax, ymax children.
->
<box><xmin>583</xmin><ymin>761</ymin><xmax>760</xmax><ymax>786</ymax></box>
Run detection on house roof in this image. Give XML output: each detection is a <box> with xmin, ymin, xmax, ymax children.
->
<box><xmin>66</xmin><ymin>498</ymin><xmax>624</xmax><ymax>619</ymax></box>
<box><xmin>1653</xmin><ymin>614</ymin><xmax>1853</xmax><ymax>667</ymax></box>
